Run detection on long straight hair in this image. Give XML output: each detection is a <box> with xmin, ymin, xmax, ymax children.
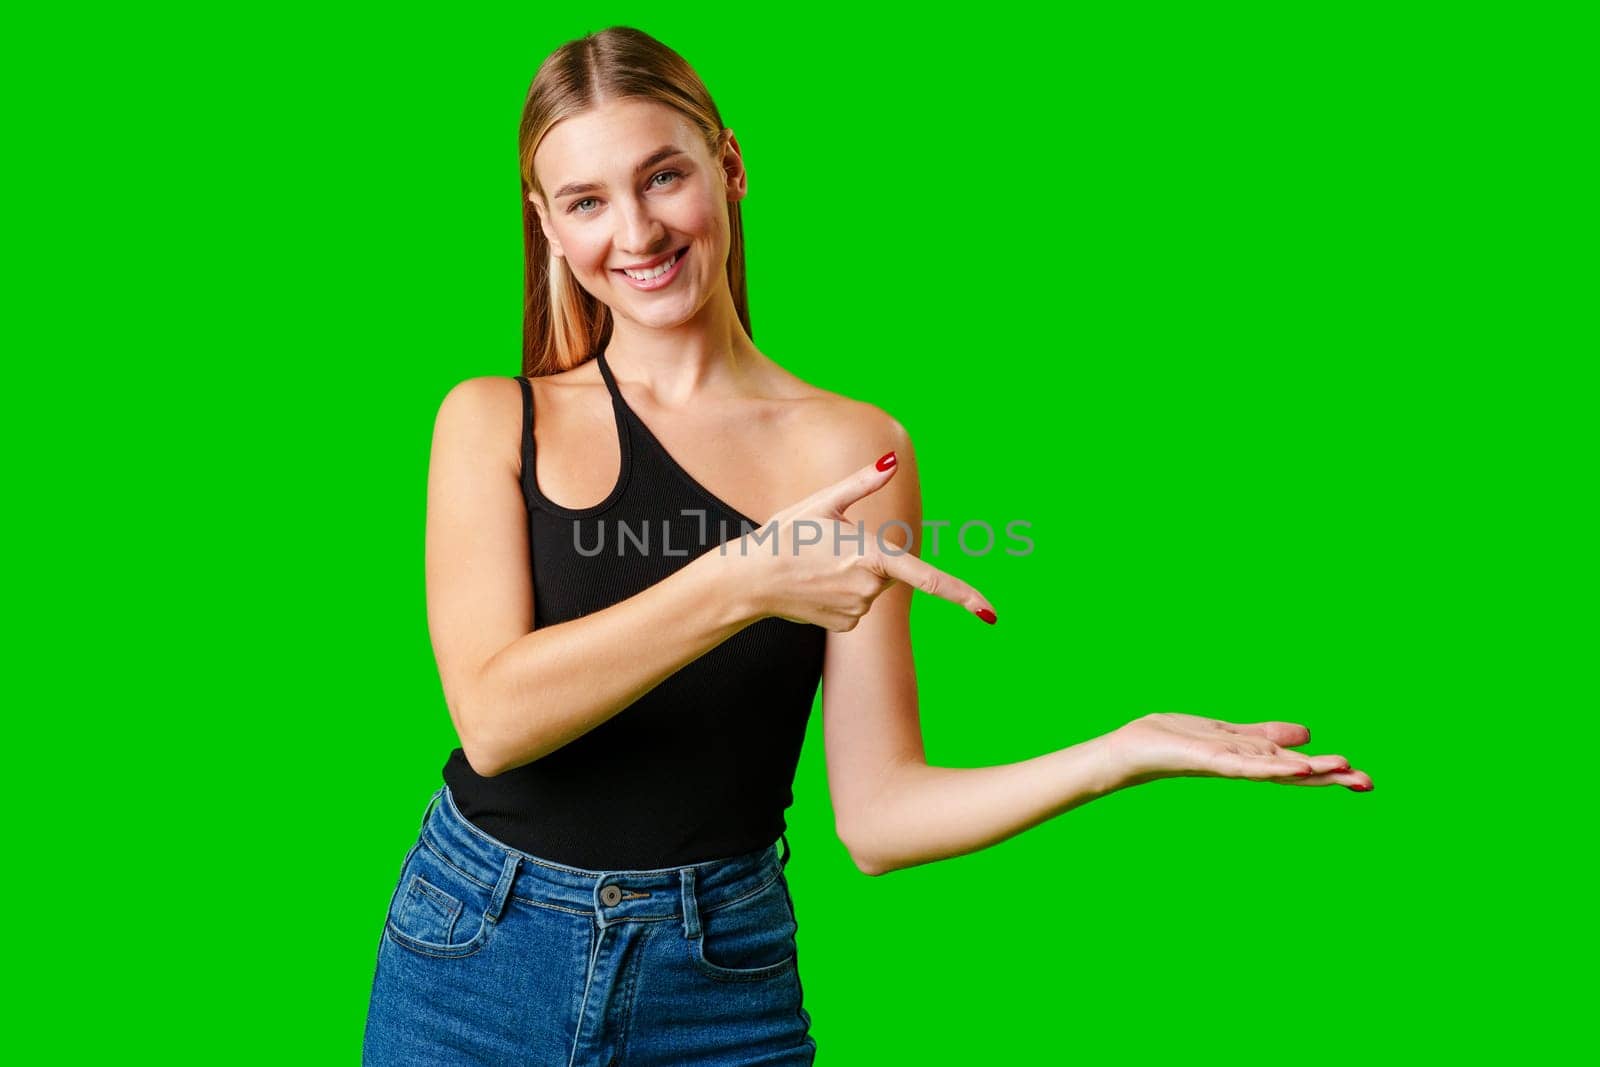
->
<box><xmin>517</xmin><ymin>27</ymin><xmax>752</xmax><ymax>378</ymax></box>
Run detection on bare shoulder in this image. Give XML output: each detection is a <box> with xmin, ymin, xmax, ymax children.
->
<box><xmin>784</xmin><ymin>377</ymin><xmax>913</xmax><ymax>481</ymax></box>
<box><xmin>519</xmin><ymin>360</ymin><xmax>610</xmax><ymax>431</ymax></box>
<box><xmin>431</xmin><ymin>375</ymin><xmax>524</xmax><ymax>473</ymax></box>
<box><xmin>435</xmin><ymin>363</ymin><xmax>594</xmax><ymax>419</ymax></box>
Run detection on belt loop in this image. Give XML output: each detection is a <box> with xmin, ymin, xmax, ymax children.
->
<box><xmin>486</xmin><ymin>851</ymin><xmax>521</xmax><ymax>925</ymax></box>
<box><xmin>680</xmin><ymin>868</ymin><xmax>702</xmax><ymax>940</ymax></box>
<box><xmin>778</xmin><ymin>832</ymin><xmax>791</xmax><ymax>870</ymax></box>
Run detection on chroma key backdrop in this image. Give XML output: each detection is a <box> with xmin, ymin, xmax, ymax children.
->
<box><xmin>6</xmin><ymin>3</ymin><xmax>1587</xmax><ymax>1063</ymax></box>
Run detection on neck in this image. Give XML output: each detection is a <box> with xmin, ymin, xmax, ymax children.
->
<box><xmin>603</xmin><ymin>290</ymin><xmax>762</xmax><ymax>405</ymax></box>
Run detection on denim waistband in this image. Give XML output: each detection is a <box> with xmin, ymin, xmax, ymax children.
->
<box><xmin>414</xmin><ymin>785</ymin><xmax>790</xmax><ymax>929</ymax></box>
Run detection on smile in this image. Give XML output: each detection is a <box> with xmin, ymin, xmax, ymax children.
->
<box><xmin>614</xmin><ymin>246</ymin><xmax>689</xmax><ymax>290</ymax></box>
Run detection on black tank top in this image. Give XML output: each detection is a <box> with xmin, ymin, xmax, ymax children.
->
<box><xmin>440</xmin><ymin>350</ymin><xmax>828</xmax><ymax>869</ymax></box>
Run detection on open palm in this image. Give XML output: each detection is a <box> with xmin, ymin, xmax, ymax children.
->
<box><xmin>1109</xmin><ymin>712</ymin><xmax>1373</xmax><ymax>791</ymax></box>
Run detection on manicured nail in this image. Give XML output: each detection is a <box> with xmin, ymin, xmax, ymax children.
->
<box><xmin>1348</xmin><ymin>784</ymin><xmax>1372</xmax><ymax>792</ymax></box>
<box><xmin>975</xmin><ymin>608</ymin><xmax>996</xmax><ymax>624</ymax></box>
<box><xmin>876</xmin><ymin>451</ymin><xmax>897</xmax><ymax>471</ymax></box>
<box><xmin>1295</xmin><ymin>767</ymin><xmax>1315</xmax><ymax>776</ymax></box>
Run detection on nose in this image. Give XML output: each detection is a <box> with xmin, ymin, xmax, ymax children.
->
<box><xmin>615</xmin><ymin>197</ymin><xmax>669</xmax><ymax>257</ymax></box>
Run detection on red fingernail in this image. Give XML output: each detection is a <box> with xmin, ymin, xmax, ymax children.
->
<box><xmin>1295</xmin><ymin>767</ymin><xmax>1315</xmax><ymax>776</ymax></box>
<box><xmin>1348</xmin><ymin>784</ymin><xmax>1372</xmax><ymax>792</ymax></box>
<box><xmin>975</xmin><ymin>608</ymin><xmax>996</xmax><ymax>624</ymax></box>
<box><xmin>876</xmin><ymin>451</ymin><xmax>897</xmax><ymax>471</ymax></box>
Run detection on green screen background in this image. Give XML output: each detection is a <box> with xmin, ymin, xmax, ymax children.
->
<box><xmin>9</xmin><ymin>2</ymin><xmax>1589</xmax><ymax>1062</ymax></box>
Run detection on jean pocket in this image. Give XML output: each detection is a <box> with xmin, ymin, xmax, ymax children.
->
<box><xmin>385</xmin><ymin>839</ymin><xmax>494</xmax><ymax>959</ymax></box>
<box><xmin>687</xmin><ymin>871</ymin><xmax>798</xmax><ymax>982</ymax></box>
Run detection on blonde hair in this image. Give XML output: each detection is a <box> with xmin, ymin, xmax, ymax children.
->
<box><xmin>517</xmin><ymin>27</ymin><xmax>751</xmax><ymax>377</ymax></box>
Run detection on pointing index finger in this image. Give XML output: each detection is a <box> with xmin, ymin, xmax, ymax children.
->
<box><xmin>809</xmin><ymin>450</ymin><xmax>900</xmax><ymax>516</ymax></box>
<box><xmin>876</xmin><ymin>548</ymin><xmax>998</xmax><ymax>624</ymax></box>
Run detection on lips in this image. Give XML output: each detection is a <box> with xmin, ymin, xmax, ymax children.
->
<box><xmin>614</xmin><ymin>245</ymin><xmax>689</xmax><ymax>273</ymax></box>
<box><xmin>613</xmin><ymin>245</ymin><xmax>689</xmax><ymax>291</ymax></box>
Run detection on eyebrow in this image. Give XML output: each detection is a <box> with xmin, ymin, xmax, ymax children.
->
<box><xmin>550</xmin><ymin>146</ymin><xmax>690</xmax><ymax>200</ymax></box>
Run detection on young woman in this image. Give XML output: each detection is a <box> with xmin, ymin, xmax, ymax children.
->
<box><xmin>362</xmin><ymin>26</ymin><xmax>1372</xmax><ymax>1065</ymax></box>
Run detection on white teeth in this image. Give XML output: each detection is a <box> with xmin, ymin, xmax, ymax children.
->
<box><xmin>621</xmin><ymin>250</ymin><xmax>679</xmax><ymax>280</ymax></box>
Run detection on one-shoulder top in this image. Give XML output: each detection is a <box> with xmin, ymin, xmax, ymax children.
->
<box><xmin>440</xmin><ymin>350</ymin><xmax>829</xmax><ymax>869</ymax></box>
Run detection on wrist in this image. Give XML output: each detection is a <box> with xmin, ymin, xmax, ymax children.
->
<box><xmin>694</xmin><ymin>543</ymin><xmax>769</xmax><ymax>628</ymax></box>
<box><xmin>1092</xmin><ymin>723</ymin><xmax>1149</xmax><ymax>793</ymax></box>
<box><xmin>1098</xmin><ymin>716</ymin><xmax>1171</xmax><ymax>790</ymax></box>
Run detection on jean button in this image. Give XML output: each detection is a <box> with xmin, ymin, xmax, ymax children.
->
<box><xmin>600</xmin><ymin>884</ymin><xmax>622</xmax><ymax>907</ymax></box>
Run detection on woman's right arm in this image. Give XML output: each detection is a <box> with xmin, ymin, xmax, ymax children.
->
<box><xmin>424</xmin><ymin>377</ymin><xmax>760</xmax><ymax>778</ymax></box>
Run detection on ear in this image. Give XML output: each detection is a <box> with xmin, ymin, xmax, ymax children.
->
<box><xmin>719</xmin><ymin>129</ymin><xmax>748</xmax><ymax>204</ymax></box>
<box><xmin>528</xmin><ymin>191</ymin><xmax>566</xmax><ymax>258</ymax></box>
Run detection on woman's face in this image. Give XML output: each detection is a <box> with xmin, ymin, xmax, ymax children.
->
<box><xmin>530</xmin><ymin>98</ymin><xmax>744</xmax><ymax>330</ymax></box>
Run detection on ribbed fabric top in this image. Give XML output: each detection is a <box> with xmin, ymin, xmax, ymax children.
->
<box><xmin>440</xmin><ymin>350</ymin><xmax>828</xmax><ymax>870</ymax></box>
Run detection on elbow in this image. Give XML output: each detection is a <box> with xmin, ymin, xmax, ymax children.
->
<box><xmin>451</xmin><ymin>663</ymin><xmax>522</xmax><ymax>778</ymax></box>
<box><xmin>838</xmin><ymin>819</ymin><xmax>891</xmax><ymax>877</ymax></box>
<box><xmin>853</xmin><ymin>854</ymin><xmax>890</xmax><ymax>877</ymax></box>
<box><xmin>461</xmin><ymin>728</ymin><xmax>504</xmax><ymax>779</ymax></box>
<box><xmin>455</xmin><ymin>695</ymin><xmax>506</xmax><ymax>779</ymax></box>
<box><xmin>463</xmin><ymin>742</ymin><xmax>504</xmax><ymax>779</ymax></box>
<box><xmin>462</xmin><ymin>702</ymin><xmax>550</xmax><ymax>779</ymax></box>
<box><xmin>463</xmin><ymin>709</ymin><xmax>558</xmax><ymax>780</ymax></box>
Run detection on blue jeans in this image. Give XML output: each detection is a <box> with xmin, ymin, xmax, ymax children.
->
<box><xmin>362</xmin><ymin>785</ymin><xmax>818</xmax><ymax>1065</ymax></box>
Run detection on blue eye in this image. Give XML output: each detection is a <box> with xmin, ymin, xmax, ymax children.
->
<box><xmin>569</xmin><ymin>170</ymin><xmax>683</xmax><ymax>215</ymax></box>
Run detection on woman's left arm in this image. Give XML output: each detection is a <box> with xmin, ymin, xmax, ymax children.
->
<box><xmin>821</xmin><ymin>411</ymin><xmax>1370</xmax><ymax>877</ymax></box>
